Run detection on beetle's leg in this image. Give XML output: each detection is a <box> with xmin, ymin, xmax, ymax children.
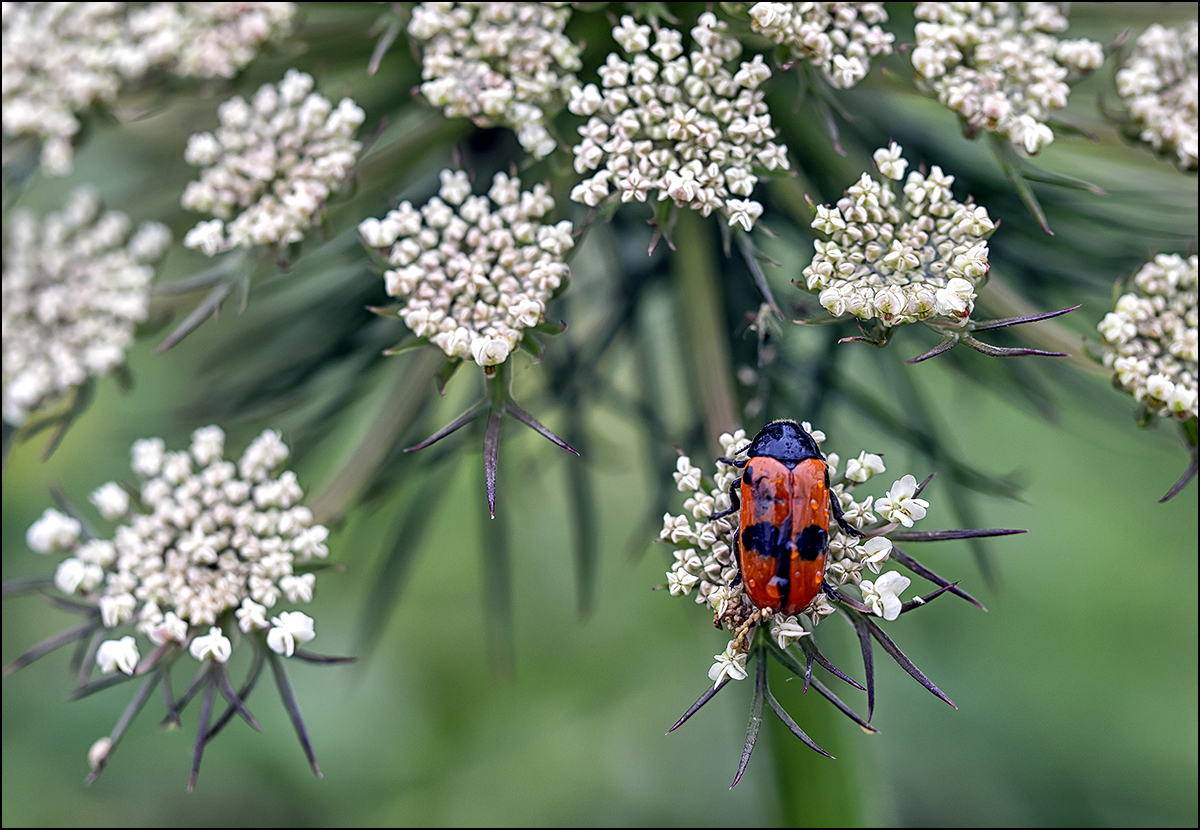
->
<box><xmin>711</xmin><ymin>472</ymin><xmax>743</xmax><ymax>521</ymax></box>
<box><xmin>828</xmin><ymin>469</ymin><xmax>864</xmax><ymax>537</ymax></box>
<box><xmin>820</xmin><ymin>578</ymin><xmax>844</xmax><ymax>602</ymax></box>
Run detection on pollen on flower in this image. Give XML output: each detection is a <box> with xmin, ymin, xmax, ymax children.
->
<box><xmin>2</xmin><ymin>2</ymin><xmax>296</xmax><ymax>175</ymax></box>
<box><xmin>566</xmin><ymin>12</ymin><xmax>788</xmax><ymax>231</ymax></box>
<box><xmin>407</xmin><ymin>2</ymin><xmax>581</xmax><ymax>159</ymax></box>
<box><xmin>744</xmin><ymin>2</ymin><xmax>894</xmax><ymax>90</ymax></box>
<box><xmin>23</xmin><ymin>425</ymin><xmax>328</xmax><ymax>664</ymax></box>
<box><xmin>2</xmin><ymin>187</ymin><xmax>171</xmax><ymax>427</ymax></box>
<box><xmin>1116</xmin><ymin>21</ymin><xmax>1198</xmax><ymax>171</ymax></box>
<box><xmin>911</xmin><ymin>2</ymin><xmax>1103</xmax><ymax>154</ymax></box>
<box><xmin>801</xmin><ymin>143</ymin><xmax>994</xmax><ymax>327</ymax></box>
<box><xmin>361</xmin><ymin>169</ymin><xmax>573</xmax><ymax>367</ymax></box>
<box><xmin>181</xmin><ymin>69</ymin><xmax>364</xmax><ymax>254</ymax></box>
<box><xmin>1098</xmin><ymin>254</ymin><xmax>1198</xmax><ymax>422</ymax></box>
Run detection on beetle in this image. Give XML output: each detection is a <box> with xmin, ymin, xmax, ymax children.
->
<box><xmin>714</xmin><ymin>420</ymin><xmax>863</xmax><ymax>616</ymax></box>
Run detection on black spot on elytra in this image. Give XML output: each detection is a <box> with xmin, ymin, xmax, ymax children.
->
<box><xmin>795</xmin><ymin>524</ymin><xmax>827</xmax><ymax>561</ymax></box>
<box><xmin>741</xmin><ymin>517</ymin><xmax>791</xmax><ymax>560</ymax></box>
<box><xmin>741</xmin><ymin>519</ymin><xmax>827</xmax><ymax>562</ymax></box>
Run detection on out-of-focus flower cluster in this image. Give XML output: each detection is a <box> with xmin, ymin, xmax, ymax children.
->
<box><xmin>25</xmin><ymin>425</ymin><xmax>329</xmax><ymax>673</ymax></box>
<box><xmin>801</xmin><ymin>142</ymin><xmax>994</xmax><ymax>326</ymax></box>
<box><xmin>182</xmin><ymin>69</ymin><xmax>365</xmax><ymax>255</ymax></box>
<box><xmin>745</xmin><ymin>2</ymin><xmax>894</xmax><ymax>89</ymax></box>
<box><xmin>662</xmin><ymin>425</ymin><xmax>925</xmax><ymax>683</ymax></box>
<box><xmin>911</xmin><ymin>2</ymin><xmax>1103</xmax><ymax>154</ymax></box>
<box><xmin>2</xmin><ymin>186</ymin><xmax>171</xmax><ymax>427</ymax></box>
<box><xmin>407</xmin><ymin>2</ymin><xmax>581</xmax><ymax>159</ymax></box>
<box><xmin>1</xmin><ymin>2</ymin><xmax>295</xmax><ymax>175</ymax></box>
<box><xmin>567</xmin><ymin>12</ymin><xmax>788</xmax><ymax>232</ymax></box>
<box><xmin>1097</xmin><ymin>253</ymin><xmax>1198</xmax><ymax>422</ymax></box>
<box><xmin>360</xmin><ymin>169</ymin><xmax>573</xmax><ymax>367</ymax></box>
<box><xmin>1115</xmin><ymin>21</ymin><xmax>1198</xmax><ymax>171</ymax></box>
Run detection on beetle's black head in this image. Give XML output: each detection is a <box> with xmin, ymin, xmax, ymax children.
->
<box><xmin>746</xmin><ymin>420</ymin><xmax>822</xmax><ymax>468</ymax></box>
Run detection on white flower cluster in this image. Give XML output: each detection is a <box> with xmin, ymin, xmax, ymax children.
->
<box><xmin>567</xmin><ymin>13</ymin><xmax>789</xmax><ymax>232</ymax></box>
<box><xmin>911</xmin><ymin>2</ymin><xmax>1103</xmax><ymax>154</ymax></box>
<box><xmin>2</xmin><ymin>186</ymin><xmax>171</xmax><ymax>427</ymax></box>
<box><xmin>801</xmin><ymin>142</ymin><xmax>994</xmax><ymax>326</ymax></box>
<box><xmin>662</xmin><ymin>425</ymin><xmax>925</xmax><ymax>683</ymax></box>
<box><xmin>26</xmin><ymin>426</ymin><xmax>328</xmax><ymax>672</ymax></box>
<box><xmin>745</xmin><ymin>2</ymin><xmax>894</xmax><ymax>89</ymax></box>
<box><xmin>182</xmin><ymin>69</ymin><xmax>365</xmax><ymax>255</ymax></box>
<box><xmin>408</xmin><ymin>2</ymin><xmax>582</xmax><ymax>159</ymax></box>
<box><xmin>1097</xmin><ymin>254</ymin><xmax>1198</xmax><ymax>422</ymax></box>
<box><xmin>1</xmin><ymin>2</ymin><xmax>295</xmax><ymax>175</ymax></box>
<box><xmin>1116</xmin><ymin>21</ymin><xmax>1199</xmax><ymax>171</ymax></box>
<box><xmin>359</xmin><ymin>169</ymin><xmax>573</xmax><ymax>367</ymax></box>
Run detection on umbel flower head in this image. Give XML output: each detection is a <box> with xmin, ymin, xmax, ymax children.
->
<box><xmin>2</xmin><ymin>186</ymin><xmax>171</xmax><ymax>427</ymax></box>
<box><xmin>911</xmin><ymin>2</ymin><xmax>1103</xmax><ymax>154</ymax></box>
<box><xmin>182</xmin><ymin>68</ymin><xmax>365</xmax><ymax>255</ymax></box>
<box><xmin>1</xmin><ymin>2</ymin><xmax>296</xmax><ymax>175</ymax></box>
<box><xmin>567</xmin><ymin>12</ymin><xmax>788</xmax><ymax>232</ymax></box>
<box><xmin>1115</xmin><ymin>21</ymin><xmax>1199</xmax><ymax>171</ymax></box>
<box><xmin>801</xmin><ymin>142</ymin><xmax>994</xmax><ymax>327</ymax></box>
<box><xmin>7</xmin><ymin>425</ymin><xmax>348</xmax><ymax>788</ymax></box>
<box><xmin>360</xmin><ymin>168</ymin><xmax>573</xmax><ymax>368</ymax></box>
<box><xmin>1098</xmin><ymin>253</ymin><xmax>1198</xmax><ymax>423</ymax></box>
<box><xmin>1092</xmin><ymin>246</ymin><xmax>1193</xmax><ymax>506</ymax></box>
<box><xmin>744</xmin><ymin>2</ymin><xmax>894</xmax><ymax>89</ymax></box>
<box><xmin>662</xmin><ymin>422</ymin><xmax>1023</xmax><ymax>787</ymax></box>
<box><xmin>407</xmin><ymin>1</ymin><xmax>582</xmax><ymax>159</ymax></box>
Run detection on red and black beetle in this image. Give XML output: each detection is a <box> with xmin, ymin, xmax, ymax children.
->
<box><xmin>714</xmin><ymin>420</ymin><xmax>863</xmax><ymax>615</ymax></box>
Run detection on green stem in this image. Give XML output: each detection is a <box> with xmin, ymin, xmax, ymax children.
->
<box><xmin>757</xmin><ymin>627</ymin><xmax>867</xmax><ymax>825</ymax></box>
<box><xmin>767</xmin><ymin>707</ymin><xmax>869</xmax><ymax>826</ymax></box>
<box><xmin>485</xmin><ymin>360</ymin><xmax>510</xmax><ymax>409</ymax></box>
<box><xmin>672</xmin><ymin>209</ymin><xmax>740</xmax><ymax>450</ymax></box>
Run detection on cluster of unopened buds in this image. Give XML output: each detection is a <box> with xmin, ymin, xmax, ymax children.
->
<box><xmin>1097</xmin><ymin>253</ymin><xmax>1198</xmax><ymax>423</ymax></box>
<box><xmin>360</xmin><ymin>168</ymin><xmax>573</xmax><ymax>368</ymax></box>
<box><xmin>407</xmin><ymin>1</ymin><xmax>581</xmax><ymax>159</ymax></box>
<box><xmin>1</xmin><ymin>2</ymin><xmax>296</xmax><ymax>175</ymax></box>
<box><xmin>567</xmin><ymin>12</ymin><xmax>788</xmax><ymax>232</ymax></box>
<box><xmin>800</xmin><ymin>142</ymin><xmax>993</xmax><ymax>328</ymax></box>
<box><xmin>182</xmin><ymin>69</ymin><xmax>365</xmax><ymax>254</ymax></box>
<box><xmin>2</xmin><ymin>186</ymin><xmax>171</xmax><ymax>427</ymax></box>
<box><xmin>911</xmin><ymin>2</ymin><xmax>1103</xmax><ymax>154</ymax></box>
<box><xmin>745</xmin><ymin>1</ymin><xmax>894</xmax><ymax>89</ymax></box>
<box><xmin>1115</xmin><ymin>20</ymin><xmax>1199</xmax><ymax>171</ymax></box>
<box><xmin>10</xmin><ymin>426</ymin><xmax>346</xmax><ymax>786</ymax></box>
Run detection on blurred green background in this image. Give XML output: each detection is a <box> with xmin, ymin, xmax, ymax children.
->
<box><xmin>4</xmin><ymin>291</ymin><xmax>1196</xmax><ymax>826</ymax></box>
<box><xmin>3</xmin><ymin>2</ymin><xmax>1198</xmax><ymax>826</ymax></box>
